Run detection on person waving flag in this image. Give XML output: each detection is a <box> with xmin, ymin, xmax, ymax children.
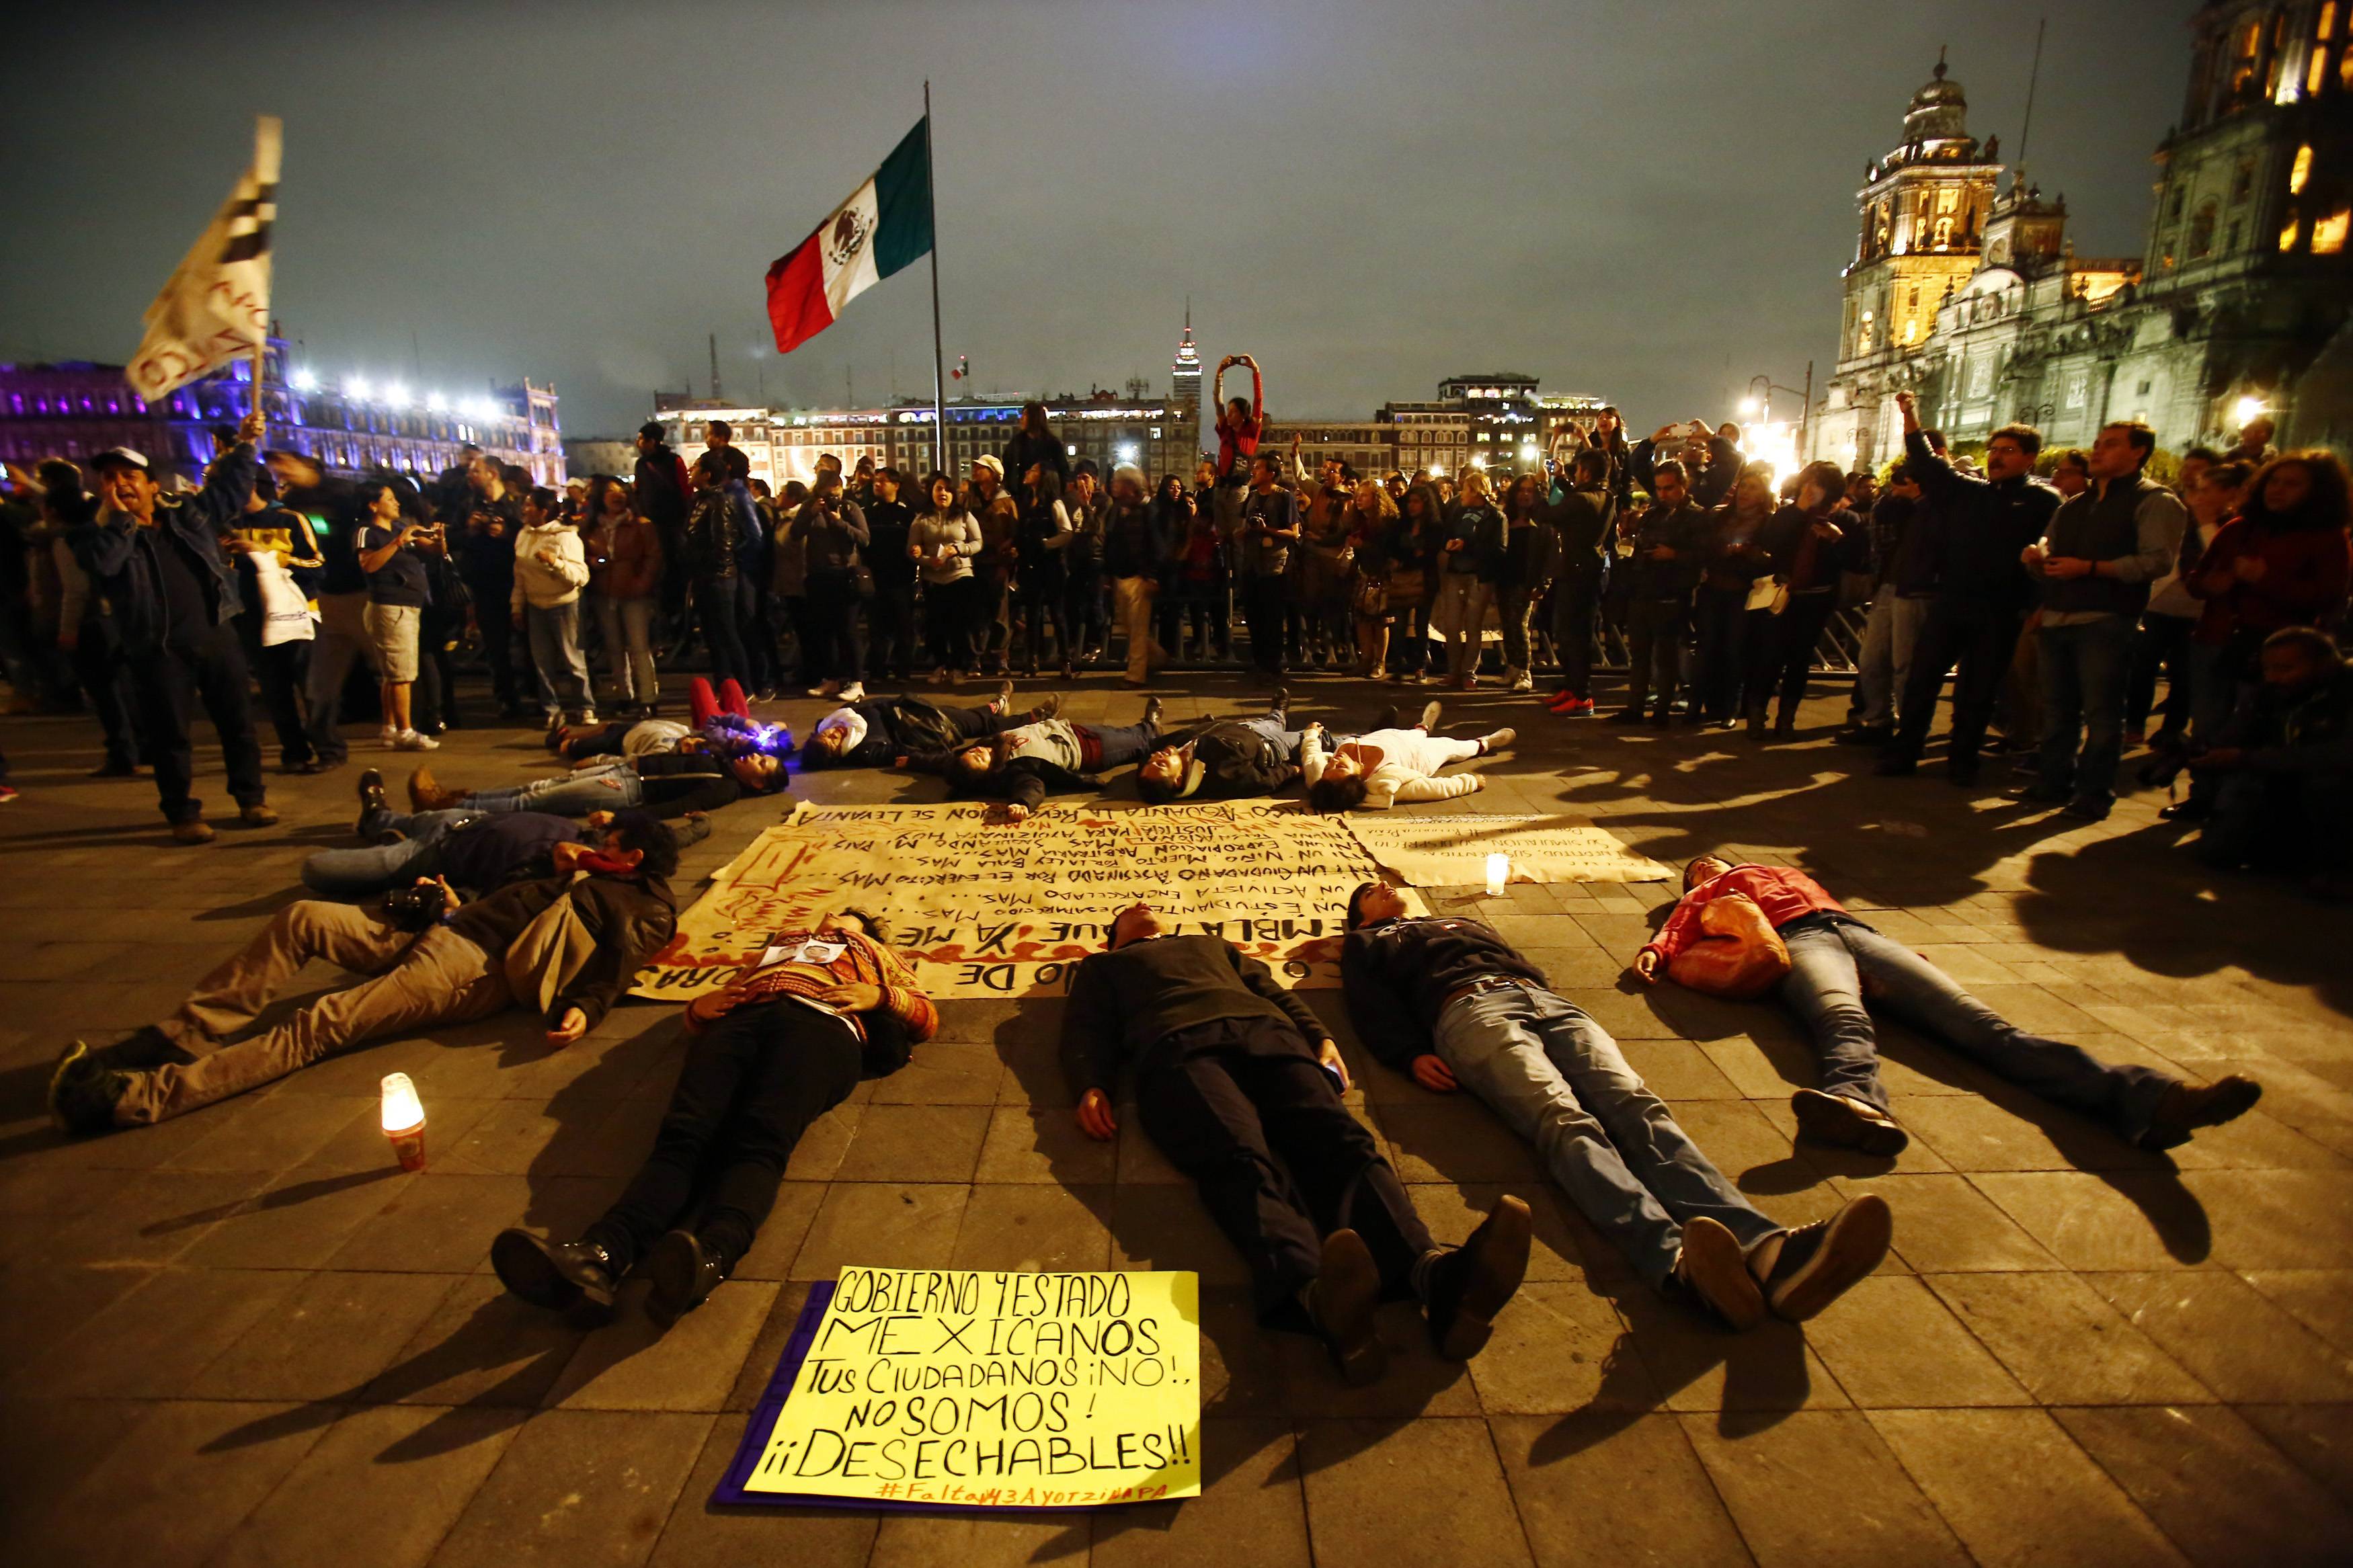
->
<box><xmin>764</xmin><ymin>117</ymin><xmax>934</xmax><ymax>354</ymax></box>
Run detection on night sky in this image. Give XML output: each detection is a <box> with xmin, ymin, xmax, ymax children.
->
<box><xmin>3</xmin><ymin>1</ymin><xmax>2180</xmax><ymax>440</ymax></box>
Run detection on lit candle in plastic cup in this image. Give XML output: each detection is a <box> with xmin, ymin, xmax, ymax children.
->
<box><xmin>381</xmin><ymin>1072</ymin><xmax>426</xmax><ymax>1172</ymax></box>
<box><xmin>1486</xmin><ymin>853</ymin><xmax>1509</xmax><ymax>897</ymax></box>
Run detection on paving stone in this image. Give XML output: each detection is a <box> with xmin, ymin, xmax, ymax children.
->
<box><xmin>868</xmin><ymin>1510</ymin><xmax>1092</xmax><ymax>1565</ymax></box>
<box><xmin>1800</xmin><ymin>1274</ymin><xmax>2032</xmax><ymax>1407</ymax></box>
<box><xmin>2178</xmin><ymin>1167</ymin><xmax>2353</xmax><ymax>1270</ymax></box>
<box><xmin>1297</xmin><ymin>1416</ymin><xmax>1536</xmax><ymax>1568</ymax></box>
<box><xmin>326</xmin><ymin>1172</ymin><xmax>538</xmax><ymax>1273</ymax></box>
<box><xmin>1088</xmin><ymin>1418</ymin><xmax>1310</xmax><ymax>1567</ymax></box>
<box><xmin>1891</xmin><ymin>1091</ymin><xmax>2163</xmax><ymax>1172</ymax></box>
<box><xmin>832</xmin><ymin>1102</ymin><xmax>990</xmax><ymax>1183</ymax></box>
<box><xmin>1830</xmin><ymin>1172</ymin><xmax>2061</xmax><ymax>1271</ymax></box>
<box><xmin>1615</xmin><ymin>1290</ymin><xmax>1852</xmax><ymax>1415</ymax></box>
<box><xmin>725</xmin><ymin>1180</ymin><xmax>826</xmax><ymax>1280</ymax></box>
<box><xmin>1970</xmin><ymin>1170</ymin><xmax>2219</xmax><ymax>1270</ymax></box>
<box><xmin>869</xmin><ymin>1040</ymin><xmax>1007</xmax><ymax>1104</ymax></box>
<box><xmin>187</xmin><ymin>1269</ymin><xmax>464</xmax><ymax>1401</ymax></box>
<box><xmin>1490</xmin><ymin>1411</ymin><xmax>1753</xmax><ymax>1568</ymax></box>
<box><xmin>949</xmin><ymin>1182</ymin><xmax>1113</xmax><ymax>1272</ymax></box>
<box><xmin>11</xmin><ymin>1399</ymin><xmax>329</xmax><ymax>1568</ymax></box>
<box><xmin>366</xmin><ymin>1274</ymin><xmax>592</xmax><ymax>1408</ymax></box>
<box><xmin>428</xmin><ymin>1409</ymin><xmax>711</xmax><ymax>1568</ymax></box>
<box><xmin>0</xmin><ymin>1263</ymin><xmax>153</xmax><ymax>1381</ymax></box>
<box><xmin>2085</xmin><ymin>1270</ymin><xmax>2353</xmax><ymax>1403</ymax></box>
<box><xmin>0</xmin><ymin>1397</ymin><xmax>149</xmax><ymax>1545</ymax></box>
<box><xmin>1921</xmin><ymin>1271</ymin><xmax>2213</xmax><ymax>1405</ymax></box>
<box><xmin>544</xmin><ymin>1278</ymin><xmax>779</xmax><ymax>1412</ymax></box>
<box><xmin>2237</xmin><ymin>1268</ymin><xmax>2353</xmax><ymax>1354</ymax></box>
<box><xmin>2054</xmin><ymin>1403</ymin><xmax>2353</xmax><ymax>1568</ymax></box>
<box><xmin>1466</xmin><ymin>1280</ymin><xmax>1651</xmax><ymax>1414</ymax></box>
<box><xmin>791</xmin><ymin>1182</ymin><xmax>971</xmax><ymax>1281</ymax></box>
<box><xmin>2234</xmin><ymin>1403</ymin><xmax>2353</xmax><ymax>1498</ymax></box>
<box><xmin>1107</xmin><ymin>1184</ymin><xmax>1250</xmax><ymax>1287</ymax></box>
<box><xmin>1681</xmin><ymin>1409</ymin><xmax>1971</xmax><ymax>1568</ymax></box>
<box><xmin>210</xmin><ymin>1403</ymin><xmax>528</xmax><ymax>1568</ymax></box>
<box><xmin>5</xmin><ymin>1263</ymin><xmax>308</xmax><ymax>1401</ymax></box>
<box><xmin>1867</xmin><ymin>1407</ymin><xmax>2188</xmax><ymax>1568</ymax></box>
<box><xmin>973</xmin><ymin>1102</ymin><xmax>1116</xmax><ymax>1184</ymax></box>
<box><xmin>1371</xmin><ymin>1100</ymin><xmax>1543</xmax><ymax>1184</ymax></box>
<box><xmin>645</xmin><ymin>1415</ymin><xmax>878</xmax><ymax>1567</ymax></box>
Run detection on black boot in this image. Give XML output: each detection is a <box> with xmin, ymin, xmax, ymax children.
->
<box><xmin>491</xmin><ymin>1229</ymin><xmax>620</xmax><ymax>1322</ymax></box>
<box><xmin>1423</xmin><ymin>1195</ymin><xmax>1532</xmax><ymax>1359</ymax></box>
<box><xmin>354</xmin><ymin>768</ymin><xmax>388</xmax><ymax>838</ymax></box>
<box><xmin>646</xmin><ymin>1229</ymin><xmax>731</xmax><ymax>1327</ymax></box>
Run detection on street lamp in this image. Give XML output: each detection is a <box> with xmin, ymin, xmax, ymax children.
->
<box><xmin>2232</xmin><ymin>394</ymin><xmax>2267</xmax><ymax>427</ymax></box>
<box><xmin>1745</xmin><ymin>366</ymin><xmax>1817</xmax><ymax>456</ymax></box>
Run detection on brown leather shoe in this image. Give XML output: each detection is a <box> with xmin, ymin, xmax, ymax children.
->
<box><xmin>237</xmin><ymin>803</ymin><xmax>279</xmax><ymax>828</ymax></box>
<box><xmin>1425</xmin><ymin>1194</ymin><xmax>1533</xmax><ymax>1360</ymax></box>
<box><xmin>2141</xmin><ymin>1075</ymin><xmax>2262</xmax><ymax>1147</ymax></box>
<box><xmin>405</xmin><ymin>766</ymin><xmax>463</xmax><ymax>812</ymax></box>
<box><xmin>1674</xmin><ymin>1215</ymin><xmax>1765</xmax><ymax>1330</ymax></box>
<box><xmin>171</xmin><ymin>817</ymin><xmax>216</xmax><ymax>845</ymax></box>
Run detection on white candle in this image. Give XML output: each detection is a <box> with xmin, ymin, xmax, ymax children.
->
<box><xmin>1486</xmin><ymin>853</ymin><xmax>1509</xmax><ymax>897</ymax></box>
<box><xmin>380</xmin><ymin>1072</ymin><xmax>424</xmax><ymax>1134</ymax></box>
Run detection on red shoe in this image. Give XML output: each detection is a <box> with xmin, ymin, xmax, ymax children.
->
<box><xmin>1553</xmin><ymin>696</ymin><xmax>1594</xmax><ymax>716</ymax></box>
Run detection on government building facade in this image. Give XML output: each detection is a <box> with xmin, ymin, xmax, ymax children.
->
<box><xmin>1812</xmin><ymin>1</ymin><xmax>2353</xmax><ymax>469</ymax></box>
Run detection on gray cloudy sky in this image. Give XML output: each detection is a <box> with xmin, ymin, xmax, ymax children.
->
<box><xmin>3</xmin><ymin>0</ymin><xmax>2180</xmax><ymax>440</ymax></box>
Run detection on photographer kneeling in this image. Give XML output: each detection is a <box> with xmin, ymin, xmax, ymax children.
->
<box><xmin>2188</xmin><ymin>625</ymin><xmax>2353</xmax><ymax>900</ymax></box>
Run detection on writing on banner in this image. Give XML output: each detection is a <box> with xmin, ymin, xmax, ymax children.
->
<box><xmin>1343</xmin><ymin>813</ymin><xmax>1673</xmax><ymax>886</ymax></box>
<box><xmin>633</xmin><ymin>801</ymin><xmax>1421</xmax><ymax>1000</ymax></box>
<box><xmin>744</xmin><ymin>1268</ymin><xmax>1202</xmax><ymax>1506</ymax></box>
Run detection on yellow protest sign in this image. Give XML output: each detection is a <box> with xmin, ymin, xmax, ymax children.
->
<box><xmin>737</xmin><ymin>1268</ymin><xmax>1201</xmax><ymax>1508</ymax></box>
<box><xmin>633</xmin><ymin>801</ymin><xmax>1421</xmax><ymax>1001</ymax></box>
<box><xmin>1344</xmin><ymin>813</ymin><xmax>1673</xmax><ymax>885</ymax></box>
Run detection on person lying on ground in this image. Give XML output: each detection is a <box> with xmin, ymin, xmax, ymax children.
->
<box><xmin>551</xmin><ymin>676</ymin><xmax>787</xmax><ymax>764</ymax></box>
<box><xmin>1342</xmin><ymin>881</ymin><xmax>1890</xmax><ymax>1328</ymax></box>
<box><xmin>492</xmin><ymin>908</ymin><xmax>935</xmax><ymax>1326</ymax></box>
<box><xmin>1635</xmin><ymin>855</ymin><xmax>2264</xmax><ymax>1155</ymax></box>
<box><xmin>301</xmin><ymin>770</ymin><xmax>711</xmax><ymax>897</ymax></box>
<box><xmin>900</xmin><ymin>695</ymin><xmax>1160</xmax><ymax>821</ymax></box>
<box><xmin>799</xmin><ymin>681</ymin><xmax>1034</xmax><ymax>770</ymax></box>
<box><xmin>407</xmin><ymin>744</ymin><xmax>783</xmax><ymax>821</ymax></box>
<box><xmin>48</xmin><ymin>813</ymin><xmax>681</xmax><ymax>1133</ymax></box>
<box><xmin>1060</xmin><ymin>901</ymin><xmax>1531</xmax><ymax>1385</ymax></box>
<box><xmin>1302</xmin><ymin>700</ymin><xmax>1512</xmax><ymax>811</ymax></box>
<box><xmin>1135</xmin><ymin>688</ymin><xmax>1312</xmax><ymax>802</ymax></box>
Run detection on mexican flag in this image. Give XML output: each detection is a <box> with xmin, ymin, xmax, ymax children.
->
<box><xmin>764</xmin><ymin>118</ymin><xmax>933</xmax><ymax>354</ymax></box>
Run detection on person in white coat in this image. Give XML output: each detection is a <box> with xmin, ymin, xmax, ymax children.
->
<box><xmin>512</xmin><ymin>486</ymin><xmax>595</xmax><ymax>729</ymax></box>
<box><xmin>1303</xmin><ymin>700</ymin><xmax>1512</xmax><ymax>811</ymax></box>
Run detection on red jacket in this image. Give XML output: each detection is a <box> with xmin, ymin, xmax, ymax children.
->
<box><xmin>1642</xmin><ymin>865</ymin><xmax>1846</xmax><ymax>964</ymax></box>
<box><xmin>2190</xmin><ymin>517</ymin><xmax>2351</xmax><ymax>645</ymax></box>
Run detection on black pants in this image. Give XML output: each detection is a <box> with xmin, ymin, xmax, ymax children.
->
<box><xmin>586</xmin><ymin>1001</ymin><xmax>865</xmax><ymax>1271</ymax></box>
<box><xmin>867</xmin><ymin>585</ymin><xmax>918</xmax><ymax>682</ymax></box>
<box><xmin>416</xmin><ymin>608</ymin><xmax>463</xmax><ymax>731</ymax></box>
<box><xmin>1065</xmin><ymin>570</ymin><xmax>1106</xmax><ymax>659</ymax></box>
<box><xmin>803</xmin><ymin>570</ymin><xmax>865</xmax><ymax>684</ymax></box>
<box><xmin>72</xmin><ymin>623</ymin><xmax>143</xmax><ymax>769</ymax></box>
<box><xmin>1497</xmin><ymin>584</ymin><xmax>1541</xmax><ymax>673</ymax></box>
<box><xmin>974</xmin><ymin>577</ymin><xmax>1011</xmax><ymax>673</ymax></box>
<box><xmin>1135</xmin><ymin>1016</ymin><xmax>1434</xmax><ymax>1325</ymax></box>
<box><xmin>2126</xmin><ymin>610</ymin><xmax>2195</xmax><ymax>736</ymax></box>
<box><xmin>126</xmin><ymin>623</ymin><xmax>266</xmax><ymax>825</ymax></box>
<box><xmin>922</xmin><ymin>577</ymin><xmax>980</xmax><ymax>673</ymax></box>
<box><xmin>470</xmin><ymin>579</ymin><xmax>526</xmax><ymax>712</ymax></box>
<box><xmin>1550</xmin><ymin>561</ymin><xmax>1603</xmax><ymax>696</ymax></box>
<box><xmin>693</xmin><ymin>573</ymin><xmax>750</xmax><ymax>689</ymax></box>
<box><xmin>1890</xmin><ymin>600</ymin><xmax>2026</xmax><ymax>766</ymax></box>
<box><xmin>1752</xmin><ymin>589</ymin><xmax>1839</xmax><ymax>724</ymax></box>
<box><xmin>232</xmin><ymin>611</ymin><xmax>312</xmax><ymax>767</ymax></box>
<box><xmin>736</xmin><ymin>575</ymin><xmax>775</xmax><ymax>694</ymax></box>
<box><xmin>1244</xmin><ymin>575</ymin><xmax>1287</xmax><ymax>675</ymax></box>
<box><xmin>1690</xmin><ymin>583</ymin><xmax>1749</xmax><ymax>720</ymax></box>
<box><xmin>1622</xmin><ymin>597</ymin><xmax>1689</xmax><ymax>715</ymax></box>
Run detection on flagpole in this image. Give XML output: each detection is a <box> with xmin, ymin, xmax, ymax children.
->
<box><xmin>924</xmin><ymin>81</ymin><xmax>946</xmax><ymax>474</ymax></box>
<box><xmin>249</xmin><ymin>116</ymin><xmax>272</xmax><ymax>430</ymax></box>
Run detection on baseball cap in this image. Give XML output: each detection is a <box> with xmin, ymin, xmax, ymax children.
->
<box><xmin>972</xmin><ymin>454</ymin><xmax>1004</xmax><ymax>478</ymax></box>
<box><xmin>91</xmin><ymin>447</ymin><xmax>151</xmax><ymax>473</ymax></box>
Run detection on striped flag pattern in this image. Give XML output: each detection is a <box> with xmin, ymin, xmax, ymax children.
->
<box><xmin>126</xmin><ymin>116</ymin><xmax>282</xmax><ymax>402</ymax></box>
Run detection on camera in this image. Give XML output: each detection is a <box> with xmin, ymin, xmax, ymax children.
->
<box><xmin>383</xmin><ymin>880</ymin><xmax>449</xmax><ymax>932</ymax></box>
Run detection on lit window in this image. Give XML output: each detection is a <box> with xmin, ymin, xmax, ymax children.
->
<box><xmin>2292</xmin><ymin>145</ymin><xmax>2314</xmax><ymax>194</ymax></box>
<box><xmin>2315</xmin><ymin>207</ymin><xmax>2350</xmax><ymax>253</ymax></box>
<box><xmin>2323</xmin><ymin>1</ymin><xmax>2340</xmax><ymax>38</ymax></box>
<box><xmin>2282</xmin><ymin>214</ymin><xmax>2303</xmax><ymax>250</ymax></box>
<box><xmin>2311</xmin><ymin>46</ymin><xmax>2329</xmax><ymax>95</ymax></box>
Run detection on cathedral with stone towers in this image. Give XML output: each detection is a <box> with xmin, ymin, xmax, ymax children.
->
<box><xmin>1811</xmin><ymin>1</ymin><xmax>2353</xmax><ymax>469</ymax></box>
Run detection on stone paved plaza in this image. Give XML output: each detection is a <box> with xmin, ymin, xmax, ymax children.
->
<box><xmin>3</xmin><ymin>671</ymin><xmax>2350</xmax><ymax>1568</ymax></box>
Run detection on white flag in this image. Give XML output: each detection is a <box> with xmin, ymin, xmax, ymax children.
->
<box><xmin>125</xmin><ymin>116</ymin><xmax>281</xmax><ymax>403</ymax></box>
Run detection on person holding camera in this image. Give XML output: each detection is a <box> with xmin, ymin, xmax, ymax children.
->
<box><xmin>48</xmin><ymin>812</ymin><xmax>681</xmax><ymax>1133</ymax></box>
<box><xmin>356</xmin><ymin>481</ymin><xmax>444</xmax><ymax>751</ymax></box>
<box><xmin>512</xmin><ymin>485</ymin><xmax>596</xmax><ymax>733</ymax></box>
<box><xmin>797</xmin><ymin>470</ymin><xmax>870</xmax><ymax>700</ymax></box>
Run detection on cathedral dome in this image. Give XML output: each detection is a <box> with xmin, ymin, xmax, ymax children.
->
<box><xmin>1903</xmin><ymin>57</ymin><xmax>1970</xmax><ymax>144</ymax></box>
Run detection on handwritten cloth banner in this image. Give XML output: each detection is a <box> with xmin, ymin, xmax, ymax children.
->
<box><xmin>633</xmin><ymin>800</ymin><xmax>1421</xmax><ymax>1001</ymax></box>
<box><xmin>715</xmin><ymin>1268</ymin><xmax>1202</xmax><ymax>1511</ymax></box>
<box><xmin>1344</xmin><ymin>813</ymin><xmax>1673</xmax><ymax>886</ymax></box>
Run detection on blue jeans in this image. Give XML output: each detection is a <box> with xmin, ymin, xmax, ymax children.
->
<box><xmin>2036</xmin><ymin>617</ymin><xmax>2133</xmax><ymax>801</ymax></box>
<box><xmin>1237</xmin><ymin>712</ymin><xmax>1304</xmax><ymax>761</ymax></box>
<box><xmin>526</xmin><ymin>600</ymin><xmax>593</xmax><ymax>719</ymax></box>
<box><xmin>1777</xmin><ymin>914</ymin><xmax>2181</xmax><ymax>1145</ymax></box>
<box><xmin>2185</xmin><ymin>640</ymin><xmax>2248</xmax><ymax>805</ymax></box>
<box><xmin>300</xmin><ymin>808</ymin><xmax>481</xmax><ymax>895</ymax></box>
<box><xmin>1433</xmin><ymin>985</ymin><xmax>1781</xmax><ymax>1290</ymax></box>
<box><xmin>461</xmin><ymin>760</ymin><xmax>645</xmax><ymax>815</ymax></box>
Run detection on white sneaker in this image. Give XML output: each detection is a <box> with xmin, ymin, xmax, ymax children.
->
<box><xmin>838</xmin><ymin>682</ymin><xmax>866</xmax><ymax>703</ymax></box>
<box><xmin>576</xmin><ymin>711</ymin><xmax>597</xmax><ymax>727</ymax></box>
<box><xmin>395</xmin><ymin>729</ymin><xmax>440</xmax><ymax>751</ymax></box>
<box><xmin>1509</xmin><ymin>669</ymin><xmax>1533</xmax><ymax>693</ymax></box>
<box><xmin>378</xmin><ymin>725</ymin><xmax>400</xmax><ymax>747</ymax></box>
<box><xmin>805</xmin><ymin>682</ymin><xmax>839</xmax><ymax>698</ymax></box>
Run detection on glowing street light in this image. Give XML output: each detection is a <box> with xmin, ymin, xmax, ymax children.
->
<box><xmin>385</xmin><ymin>382</ymin><xmax>411</xmax><ymax>409</ymax></box>
<box><xmin>426</xmin><ymin>391</ymin><xmax>447</xmax><ymax>413</ymax></box>
<box><xmin>2232</xmin><ymin>395</ymin><xmax>2268</xmax><ymax>427</ymax></box>
<box><xmin>1116</xmin><ymin>444</ymin><xmax>1139</xmax><ymax>464</ymax></box>
<box><xmin>346</xmin><ymin>375</ymin><xmax>372</xmax><ymax>401</ymax></box>
<box><xmin>1739</xmin><ymin>395</ymin><xmax>1762</xmax><ymax>415</ymax></box>
<box><xmin>290</xmin><ymin>367</ymin><xmax>319</xmax><ymax>392</ymax></box>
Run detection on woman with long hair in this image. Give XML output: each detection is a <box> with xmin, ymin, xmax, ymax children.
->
<box><xmin>1012</xmin><ymin>466</ymin><xmax>1072</xmax><ymax>676</ymax></box>
<box><xmin>1497</xmin><ymin>473</ymin><xmax>1555</xmax><ymax>692</ymax></box>
<box><xmin>911</xmin><ymin>470</ymin><xmax>984</xmax><ymax>684</ymax></box>
<box><xmin>1433</xmin><ymin>468</ymin><xmax>1507</xmax><ymax>690</ymax></box>
<box><xmin>1000</xmin><ymin>402</ymin><xmax>1068</xmax><ymax>507</ymax></box>
<box><xmin>1388</xmin><ymin>482</ymin><xmax>1443</xmax><ymax>683</ymax></box>
<box><xmin>1342</xmin><ymin>478</ymin><xmax>1400</xmax><ymax>677</ymax></box>
<box><xmin>2172</xmin><ymin>449</ymin><xmax>2353</xmax><ymax>817</ymax></box>
<box><xmin>1692</xmin><ymin>464</ymin><xmax>1778</xmax><ymax>726</ymax></box>
<box><xmin>1747</xmin><ymin>460</ymin><xmax>1860</xmax><ymax>739</ymax></box>
<box><xmin>1160</xmin><ymin>473</ymin><xmax>1228</xmax><ymax>662</ymax></box>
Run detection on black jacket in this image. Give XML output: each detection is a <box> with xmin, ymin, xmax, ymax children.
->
<box><xmin>73</xmin><ymin>444</ymin><xmax>256</xmax><ymax>651</ymax></box>
<box><xmin>799</xmin><ymin>696</ymin><xmax>989</xmax><ymax>770</ymax></box>
<box><xmin>629</xmin><ymin>751</ymin><xmax>747</xmax><ymax>816</ymax></box>
<box><xmin>444</xmin><ymin>868</ymin><xmax>678</xmax><ymax>1030</ymax></box>
<box><xmin>1166</xmin><ymin>719</ymin><xmax>1297</xmax><ymax>798</ymax></box>
<box><xmin>633</xmin><ymin>444</ymin><xmax>690</xmax><ymax>533</ymax></box>
<box><xmin>1103</xmin><ymin>498</ymin><xmax>1167</xmax><ymax>579</ymax></box>
<box><xmin>1341</xmin><ymin>915</ymin><xmax>1550</xmax><ymax>1069</ymax></box>
<box><xmin>1630</xmin><ymin>434</ymin><xmax>1740</xmax><ymax>510</ymax></box>
<box><xmin>682</xmin><ymin>486</ymin><xmax>743</xmax><ymax>580</ymax></box>
<box><xmin>1001</xmin><ymin>431</ymin><xmax>1070</xmax><ymax>501</ymax></box>
<box><xmin>1901</xmin><ymin>429</ymin><xmax>2058</xmax><ymax>610</ymax></box>
<box><xmin>2217</xmin><ymin>665</ymin><xmax>2353</xmax><ymax>775</ymax></box>
<box><xmin>1060</xmin><ymin>933</ymin><xmax>1329</xmax><ymax>1098</ymax></box>
<box><xmin>1756</xmin><ymin>504</ymin><xmax>1863</xmax><ymax>593</ymax></box>
<box><xmin>1622</xmin><ymin>499</ymin><xmax>1712</xmax><ymax>600</ymax></box>
<box><xmin>1536</xmin><ymin>486</ymin><xmax>1615</xmax><ymax>573</ymax></box>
